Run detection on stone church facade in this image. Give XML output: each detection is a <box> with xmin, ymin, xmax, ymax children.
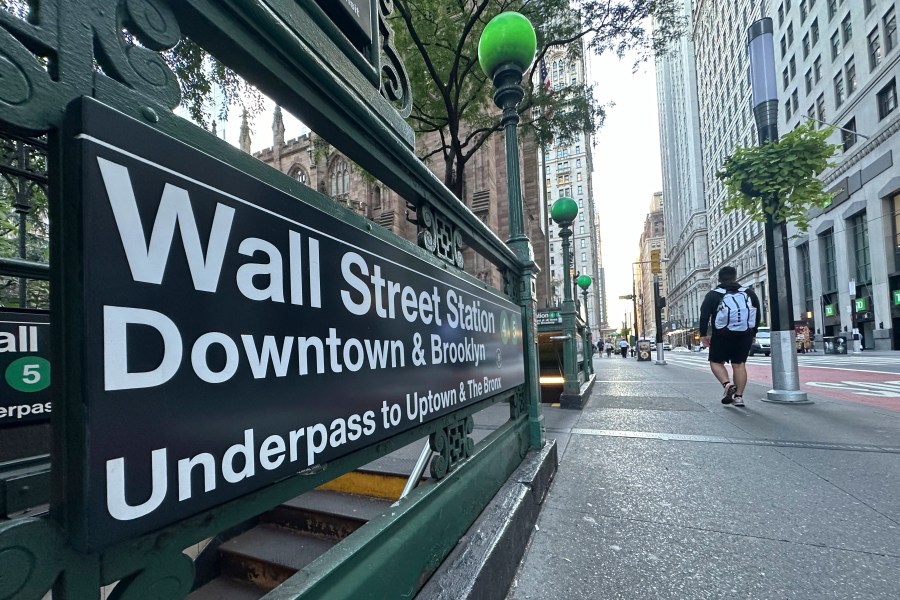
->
<box><xmin>251</xmin><ymin>108</ymin><xmax>550</xmax><ymax>306</ymax></box>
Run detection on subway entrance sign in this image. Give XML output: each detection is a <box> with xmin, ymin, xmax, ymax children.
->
<box><xmin>60</xmin><ymin>98</ymin><xmax>525</xmax><ymax>550</ymax></box>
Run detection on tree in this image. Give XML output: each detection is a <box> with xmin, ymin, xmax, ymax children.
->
<box><xmin>716</xmin><ymin>121</ymin><xmax>839</xmax><ymax>232</ymax></box>
<box><xmin>391</xmin><ymin>0</ymin><xmax>684</xmax><ymax>197</ymax></box>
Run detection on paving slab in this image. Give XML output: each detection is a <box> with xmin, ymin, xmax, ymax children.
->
<box><xmin>545</xmin><ymin>434</ymin><xmax>900</xmax><ymax>557</ymax></box>
<box><xmin>507</xmin><ymin>508</ymin><xmax>900</xmax><ymax>600</ymax></box>
<box><xmin>576</xmin><ymin>407</ymin><xmax>752</xmax><ymax>438</ymax></box>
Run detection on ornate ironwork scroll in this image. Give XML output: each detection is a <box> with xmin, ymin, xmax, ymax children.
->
<box><xmin>429</xmin><ymin>415</ymin><xmax>474</xmax><ymax>479</ymax></box>
<box><xmin>0</xmin><ymin>0</ymin><xmax>181</xmax><ymax>134</ymax></box>
<box><xmin>509</xmin><ymin>387</ymin><xmax>527</xmax><ymax>419</ymax></box>
<box><xmin>417</xmin><ymin>203</ymin><xmax>465</xmax><ymax>269</ymax></box>
<box><xmin>502</xmin><ymin>267</ymin><xmax>521</xmax><ymax>302</ymax></box>
<box><xmin>377</xmin><ymin>0</ymin><xmax>411</xmax><ymax>117</ymax></box>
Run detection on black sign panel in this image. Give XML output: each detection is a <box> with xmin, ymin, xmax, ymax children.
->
<box><xmin>61</xmin><ymin>99</ymin><xmax>524</xmax><ymax>549</ymax></box>
<box><xmin>536</xmin><ymin>310</ymin><xmax>562</xmax><ymax>326</ymax></box>
<box><xmin>0</xmin><ymin>310</ymin><xmax>51</xmax><ymax>428</ymax></box>
<box><xmin>313</xmin><ymin>0</ymin><xmax>373</xmax><ymax>46</ymax></box>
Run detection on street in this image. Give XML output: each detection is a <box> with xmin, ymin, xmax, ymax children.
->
<box><xmin>660</xmin><ymin>351</ymin><xmax>900</xmax><ymax>411</ymax></box>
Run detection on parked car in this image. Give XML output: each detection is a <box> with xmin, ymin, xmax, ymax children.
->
<box><xmin>663</xmin><ymin>343</ymin><xmax>672</xmax><ymax>351</ymax></box>
<box><xmin>749</xmin><ymin>327</ymin><xmax>771</xmax><ymax>356</ymax></box>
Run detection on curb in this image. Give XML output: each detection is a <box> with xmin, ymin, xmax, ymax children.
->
<box><xmin>415</xmin><ymin>440</ymin><xmax>559</xmax><ymax>600</ymax></box>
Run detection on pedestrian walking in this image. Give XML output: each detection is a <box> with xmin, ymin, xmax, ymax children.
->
<box><xmin>596</xmin><ymin>339</ymin><xmax>604</xmax><ymax>356</ymax></box>
<box><xmin>698</xmin><ymin>265</ymin><xmax>761</xmax><ymax>407</ymax></box>
<box><xmin>605</xmin><ymin>341</ymin><xmax>613</xmax><ymax>358</ymax></box>
<box><xmin>618</xmin><ymin>339</ymin><xmax>628</xmax><ymax>358</ymax></box>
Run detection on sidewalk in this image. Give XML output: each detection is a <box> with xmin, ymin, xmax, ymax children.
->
<box><xmin>506</xmin><ymin>354</ymin><xmax>900</xmax><ymax>599</ymax></box>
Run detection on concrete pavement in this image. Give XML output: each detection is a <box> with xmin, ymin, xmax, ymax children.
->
<box><xmin>506</xmin><ymin>353</ymin><xmax>900</xmax><ymax>599</ymax></box>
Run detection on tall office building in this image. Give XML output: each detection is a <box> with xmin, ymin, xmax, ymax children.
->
<box><xmin>539</xmin><ymin>44</ymin><xmax>606</xmax><ymax>335</ymax></box>
<box><xmin>778</xmin><ymin>0</ymin><xmax>900</xmax><ymax>349</ymax></box>
<box><xmin>655</xmin><ymin>0</ymin><xmax>710</xmax><ymax>339</ymax></box>
<box><xmin>636</xmin><ymin>192</ymin><xmax>667</xmax><ymax>339</ymax></box>
<box><xmin>693</xmin><ymin>0</ymin><xmax>773</xmax><ymax>319</ymax></box>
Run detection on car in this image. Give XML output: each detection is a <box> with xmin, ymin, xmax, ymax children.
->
<box><xmin>663</xmin><ymin>343</ymin><xmax>672</xmax><ymax>351</ymax></box>
<box><xmin>749</xmin><ymin>327</ymin><xmax>771</xmax><ymax>356</ymax></box>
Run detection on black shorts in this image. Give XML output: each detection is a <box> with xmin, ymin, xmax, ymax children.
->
<box><xmin>708</xmin><ymin>331</ymin><xmax>753</xmax><ymax>364</ymax></box>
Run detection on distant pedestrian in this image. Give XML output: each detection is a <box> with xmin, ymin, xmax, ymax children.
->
<box><xmin>597</xmin><ymin>339</ymin><xmax>604</xmax><ymax>356</ymax></box>
<box><xmin>605</xmin><ymin>341</ymin><xmax>613</xmax><ymax>358</ymax></box>
<box><xmin>618</xmin><ymin>339</ymin><xmax>628</xmax><ymax>358</ymax></box>
<box><xmin>699</xmin><ymin>265</ymin><xmax>761</xmax><ymax>408</ymax></box>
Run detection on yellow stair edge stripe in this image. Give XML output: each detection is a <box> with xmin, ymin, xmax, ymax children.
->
<box><xmin>318</xmin><ymin>470</ymin><xmax>407</xmax><ymax>501</ymax></box>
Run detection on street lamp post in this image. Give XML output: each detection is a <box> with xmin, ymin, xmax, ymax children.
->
<box><xmin>551</xmin><ymin>197</ymin><xmax>580</xmax><ymax>400</ymax></box>
<box><xmin>479</xmin><ymin>12</ymin><xmax>547</xmax><ymax>442</ymax></box>
<box><xmin>577</xmin><ymin>274</ymin><xmax>593</xmax><ymax>375</ymax></box>
<box><xmin>748</xmin><ymin>18</ymin><xmax>809</xmax><ymax>404</ymax></box>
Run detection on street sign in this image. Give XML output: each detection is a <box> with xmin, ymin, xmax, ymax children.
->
<box><xmin>650</xmin><ymin>249</ymin><xmax>661</xmax><ymax>274</ymax></box>
<box><xmin>61</xmin><ymin>99</ymin><xmax>525</xmax><ymax>549</ymax></box>
<box><xmin>537</xmin><ymin>310</ymin><xmax>562</xmax><ymax>325</ymax></box>
<box><xmin>0</xmin><ymin>310</ymin><xmax>51</xmax><ymax>428</ymax></box>
<box><xmin>314</xmin><ymin>0</ymin><xmax>374</xmax><ymax>45</ymax></box>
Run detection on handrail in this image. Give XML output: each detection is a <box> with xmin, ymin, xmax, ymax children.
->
<box><xmin>394</xmin><ymin>440</ymin><xmax>433</xmax><ymax>506</ymax></box>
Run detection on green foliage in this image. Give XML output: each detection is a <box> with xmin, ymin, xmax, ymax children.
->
<box><xmin>716</xmin><ymin>121</ymin><xmax>839</xmax><ymax>232</ymax></box>
<box><xmin>391</xmin><ymin>0</ymin><xmax>684</xmax><ymax>195</ymax></box>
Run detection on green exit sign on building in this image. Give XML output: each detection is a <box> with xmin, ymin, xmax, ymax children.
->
<box><xmin>824</xmin><ymin>304</ymin><xmax>835</xmax><ymax>317</ymax></box>
<box><xmin>854</xmin><ymin>297</ymin><xmax>868</xmax><ymax>312</ymax></box>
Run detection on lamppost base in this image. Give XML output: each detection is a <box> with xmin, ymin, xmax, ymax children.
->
<box><xmin>762</xmin><ymin>389</ymin><xmax>813</xmax><ymax>404</ymax></box>
<box><xmin>654</xmin><ymin>360</ymin><xmax>667</xmax><ymax>365</ymax></box>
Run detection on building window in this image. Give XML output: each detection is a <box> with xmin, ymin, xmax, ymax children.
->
<box><xmin>329</xmin><ymin>158</ymin><xmax>350</xmax><ymax>197</ymax></box>
<box><xmin>792</xmin><ymin>88</ymin><xmax>799</xmax><ymax>111</ymax></box>
<box><xmin>289</xmin><ymin>166</ymin><xmax>308</xmax><ymax>185</ymax></box>
<box><xmin>877</xmin><ymin>79</ymin><xmax>897</xmax><ymax>119</ymax></box>
<box><xmin>814</xmin><ymin>55</ymin><xmax>823</xmax><ymax>81</ymax></box>
<box><xmin>783</xmin><ymin>67</ymin><xmax>790</xmax><ymax>89</ymax></box>
<box><xmin>799</xmin><ymin>243</ymin><xmax>813</xmax><ymax>304</ymax></box>
<box><xmin>579</xmin><ymin>226</ymin><xmax>585</xmax><ymax>234</ymax></box>
<box><xmin>846</xmin><ymin>59</ymin><xmax>857</xmax><ymax>94</ymax></box>
<box><xmin>812</xmin><ymin>18</ymin><xmax>820</xmax><ymax>45</ymax></box>
<box><xmin>801</xmin><ymin>1</ymin><xmax>808</xmax><ymax>22</ymax></box>
<box><xmin>581</xmin><ymin>252</ymin><xmax>587</xmax><ymax>263</ymax></box>
<box><xmin>781</xmin><ymin>35</ymin><xmax>788</xmax><ymax>57</ymax></box>
<box><xmin>828</xmin><ymin>0</ymin><xmax>837</xmax><ymax>20</ymax></box>
<box><xmin>788</xmin><ymin>23</ymin><xmax>795</xmax><ymax>45</ymax></box>
<box><xmin>865</xmin><ymin>0</ymin><xmax>876</xmax><ymax>17</ymax></box>
<box><xmin>891</xmin><ymin>192</ymin><xmax>900</xmax><ymax>271</ymax></box>
<box><xmin>785</xmin><ymin>99</ymin><xmax>793</xmax><ymax>122</ymax></box>
<box><xmin>580</xmin><ymin>238</ymin><xmax>586</xmax><ymax>248</ymax></box>
<box><xmin>789</xmin><ymin>56</ymin><xmax>797</xmax><ymax>78</ymax></box>
<box><xmin>831</xmin><ymin>31</ymin><xmax>840</xmax><ymax>59</ymax></box>
<box><xmin>850</xmin><ymin>212</ymin><xmax>871</xmax><ymax>283</ymax></box>
<box><xmin>834</xmin><ymin>72</ymin><xmax>845</xmax><ymax>107</ymax></box>
<box><xmin>869</xmin><ymin>27</ymin><xmax>883</xmax><ymax>69</ymax></box>
<box><xmin>820</xmin><ymin>230</ymin><xmax>837</xmax><ymax>292</ymax></box>
<box><xmin>805</xmin><ymin>68</ymin><xmax>813</xmax><ymax>94</ymax></box>
<box><xmin>803</xmin><ymin>33</ymin><xmax>811</xmax><ymax>57</ymax></box>
<box><xmin>842</xmin><ymin>14</ymin><xmax>852</xmax><ymax>45</ymax></box>
<box><xmin>886</xmin><ymin>8</ymin><xmax>897</xmax><ymax>54</ymax></box>
<box><xmin>841</xmin><ymin>117</ymin><xmax>857</xmax><ymax>150</ymax></box>
<box><xmin>778</xmin><ymin>3</ymin><xmax>785</xmax><ymax>26</ymax></box>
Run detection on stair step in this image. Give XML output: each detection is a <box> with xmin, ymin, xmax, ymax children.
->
<box><xmin>187</xmin><ymin>576</ymin><xmax>265</xmax><ymax>600</ymax></box>
<box><xmin>317</xmin><ymin>468</ymin><xmax>409</xmax><ymax>500</ymax></box>
<box><xmin>264</xmin><ymin>489</ymin><xmax>391</xmax><ymax>539</ymax></box>
<box><xmin>219</xmin><ymin>523</ymin><xmax>338</xmax><ymax>592</ymax></box>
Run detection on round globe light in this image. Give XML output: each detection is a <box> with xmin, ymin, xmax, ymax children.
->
<box><xmin>478</xmin><ymin>12</ymin><xmax>537</xmax><ymax>78</ymax></box>
<box><xmin>576</xmin><ymin>274</ymin><xmax>593</xmax><ymax>290</ymax></box>
<box><xmin>550</xmin><ymin>197</ymin><xmax>578</xmax><ymax>225</ymax></box>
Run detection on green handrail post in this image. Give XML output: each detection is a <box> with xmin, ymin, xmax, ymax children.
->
<box><xmin>577</xmin><ymin>274</ymin><xmax>593</xmax><ymax>376</ymax></box>
<box><xmin>479</xmin><ymin>12</ymin><xmax>544</xmax><ymax>449</ymax></box>
<box><xmin>550</xmin><ymin>197</ymin><xmax>579</xmax><ymax>398</ymax></box>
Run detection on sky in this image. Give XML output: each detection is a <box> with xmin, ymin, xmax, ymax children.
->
<box><xmin>588</xmin><ymin>53</ymin><xmax>664</xmax><ymax>332</ymax></box>
<box><xmin>220</xmin><ymin>51</ymin><xmax>665</xmax><ymax>334</ymax></box>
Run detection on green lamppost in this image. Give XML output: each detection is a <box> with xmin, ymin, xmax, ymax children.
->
<box><xmin>577</xmin><ymin>273</ymin><xmax>593</xmax><ymax>375</ymax></box>
<box><xmin>551</xmin><ymin>197</ymin><xmax>580</xmax><ymax>400</ymax></box>
<box><xmin>479</xmin><ymin>12</ymin><xmax>544</xmax><ymax>446</ymax></box>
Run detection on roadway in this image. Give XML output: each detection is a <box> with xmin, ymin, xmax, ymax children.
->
<box><xmin>653</xmin><ymin>350</ymin><xmax>900</xmax><ymax>411</ymax></box>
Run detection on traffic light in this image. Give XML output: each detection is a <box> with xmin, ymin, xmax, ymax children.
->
<box><xmin>650</xmin><ymin>249</ymin><xmax>661</xmax><ymax>274</ymax></box>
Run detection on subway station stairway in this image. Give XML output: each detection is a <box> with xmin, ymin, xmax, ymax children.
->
<box><xmin>188</xmin><ymin>469</ymin><xmax>409</xmax><ymax>599</ymax></box>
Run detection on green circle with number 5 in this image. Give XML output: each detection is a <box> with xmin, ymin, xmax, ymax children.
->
<box><xmin>6</xmin><ymin>357</ymin><xmax>51</xmax><ymax>392</ymax></box>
